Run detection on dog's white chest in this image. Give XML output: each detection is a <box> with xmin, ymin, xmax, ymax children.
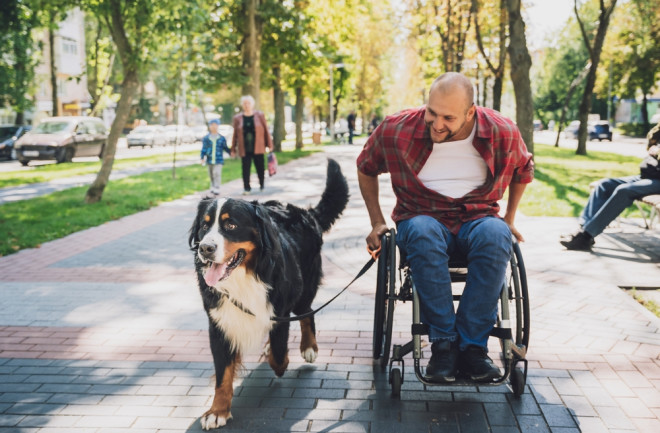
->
<box><xmin>208</xmin><ymin>269</ymin><xmax>273</xmax><ymax>355</ymax></box>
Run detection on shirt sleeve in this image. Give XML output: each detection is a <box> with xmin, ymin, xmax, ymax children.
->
<box><xmin>356</xmin><ymin>123</ymin><xmax>387</xmax><ymax>176</ymax></box>
<box><xmin>511</xmin><ymin>130</ymin><xmax>534</xmax><ymax>184</ymax></box>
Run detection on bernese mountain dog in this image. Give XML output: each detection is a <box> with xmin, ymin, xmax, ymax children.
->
<box><xmin>189</xmin><ymin>159</ymin><xmax>349</xmax><ymax>430</ymax></box>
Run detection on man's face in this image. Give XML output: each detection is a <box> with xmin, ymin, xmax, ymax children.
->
<box><xmin>424</xmin><ymin>89</ymin><xmax>475</xmax><ymax>143</ymax></box>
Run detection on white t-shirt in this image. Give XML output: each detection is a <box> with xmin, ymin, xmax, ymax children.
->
<box><xmin>417</xmin><ymin>123</ymin><xmax>487</xmax><ymax>198</ymax></box>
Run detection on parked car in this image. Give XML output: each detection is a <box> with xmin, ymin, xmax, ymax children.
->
<box><xmin>564</xmin><ymin>120</ymin><xmax>580</xmax><ymax>139</ymax></box>
<box><xmin>191</xmin><ymin>125</ymin><xmax>209</xmax><ymax>142</ymax></box>
<box><xmin>14</xmin><ymin>117</ymin><xmax>107</xmax><ymax>165</ymax></box>
<box><xmin>126</xmin><ymin>125</ymin><xmax>168</xmax><ymax>148</ymax></box>
<box><xmin>0</xmin><ymin>125</ymin><xmax>32</xmax><ymax>160</ymax></box>
<box><xmin>164</xmin><ymin>125</ymin><xmax>195</xmax><ymax>145</ymax></box>
<box><xmin>588</xmin><ymin>121</ymin><xmax>613</xmax><ymax>141</ymax></box>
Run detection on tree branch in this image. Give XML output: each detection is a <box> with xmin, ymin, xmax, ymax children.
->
<box><xmin>574</xmin><ymin>0</ymin><xmax>594</xmax><ymax>61</ymax></box>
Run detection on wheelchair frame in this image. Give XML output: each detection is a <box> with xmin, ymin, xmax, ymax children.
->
<box><xmin>372</xmin><ymin>228</ymin><xmax>530</xmax><ymax>398</ymax></box>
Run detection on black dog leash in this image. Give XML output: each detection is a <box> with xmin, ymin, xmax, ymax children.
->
<box><xmin>271</xmin><ymin>256</ymin><xmax>376</xmax><ymax>323</ymax></box>
<box><xmin>220</xmin><ymin>255</ymin><xmax>377</xmax><ymax>323</ymax></box>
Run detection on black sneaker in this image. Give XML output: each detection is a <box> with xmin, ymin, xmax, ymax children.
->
<box><xmin>559</xmin><ymin>231</ymin><xmax>594</xmax><ymax>251</ymax></box>
<box><xmin>424</xmin><ymin>340</ymin><xmax>458</xmax><ymax>383</ymax></box>
<box><xmin>459</xmin><ymin>345</ymin><xmax>501</xmax><ymax>382</ymax></box>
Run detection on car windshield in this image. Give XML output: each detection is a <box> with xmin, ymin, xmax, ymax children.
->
<box><xmin>33</xmin><ymin>121</ymin><xmax>73</xmax><ymax>134</ymax></box>
<box><xmin>0</xmin><ymin>126</ymin><xmax>19</xmax><ymax>139</ymax></box>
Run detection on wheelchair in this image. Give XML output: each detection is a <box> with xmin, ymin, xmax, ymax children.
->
<box><xmin>372</xmin><ymin>228</ymin><xmax>530</xmax><ymax>398</ymax></box>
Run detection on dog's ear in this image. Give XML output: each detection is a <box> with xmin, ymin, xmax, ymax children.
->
<box><xmin>254</xmin><ymin>205</ymin><xmax>284</xmax><ymax>282</ymax></box>
<box><xmin>189</xmin><ymin>198</ymin><xmax>212</xmax><ymax>250</ymax></box>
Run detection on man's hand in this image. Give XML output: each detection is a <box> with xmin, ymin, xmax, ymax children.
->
<box><xmin>503</xmin><ymin>215</ymin><xmax>524</xmax><ymax>242</ymax></box>
<box><xmin>366</xmin><ymin>223</ymin><xmax>390</xmax><ymax>252</ymax></box>
<box><xmin>200</xmin><ymin>159</ymin><xmax>205</xmax><ymax>166</ymax></box>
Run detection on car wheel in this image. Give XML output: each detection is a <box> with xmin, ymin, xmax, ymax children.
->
<box><xmin>10</xmin><ymin>149</ymin><xmax>16</xmax><ymax>160</ymax></box>
<box><xmin>20</xmin><ymin>159</ymin><xmax>29</xmax><ymax>166</ymax></box>
<box><xmin>56</xmin><ymin>147</ymin><xmax>74</xmax><ymax>163</ymax></box>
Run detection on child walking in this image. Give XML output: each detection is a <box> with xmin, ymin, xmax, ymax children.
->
<box><xmin>200</xmin><ymin>119</ymin><xmax>231</xmax><ymax>197</ymax></box>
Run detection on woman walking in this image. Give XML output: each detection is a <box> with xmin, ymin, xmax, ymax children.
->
<box><xmin>231</xmin><ymin>95</ymin><xmax>273</xmax><ymax>195</ymax></box>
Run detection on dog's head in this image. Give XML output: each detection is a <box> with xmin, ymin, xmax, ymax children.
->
<box><xmin>189</xmin><ymin>198</ymin><xmax>281</xmax><ymax>287</ymax></box>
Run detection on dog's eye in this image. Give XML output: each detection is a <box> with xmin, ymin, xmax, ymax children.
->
<box><xmin>224</xmin><ymin>221</ymin><xmax>237</xmax><ymax>231</ymax></box>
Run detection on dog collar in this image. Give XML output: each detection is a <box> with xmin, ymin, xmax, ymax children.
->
<box><xmin>220</xmin><ymin>293</ymin><xmax>256</xmax><ymax>317</ymax></box>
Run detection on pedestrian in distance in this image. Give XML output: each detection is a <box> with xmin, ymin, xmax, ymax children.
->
<box><xmin>357</xmin><ymin>72</ymin><xmax>534</xmax><ymax>384</ymax></box>
<box><xmin>231</xmin><ymin>95</ymin><xmax>273</xmax><ymax>195</ymax></box>
<box><xmin>200</xmin><ymin>119</ymin><xmax>231</xmax><ymax>198</ymax></box>
<box><xmin>347</xmin><ymin>110</ymin><xmax>357</xmax><ymax>145</ymax></box>
<box><xmin>560</xmin><ymin>124</ymin><xmax>660</xmax><ymax>251</ymax></box>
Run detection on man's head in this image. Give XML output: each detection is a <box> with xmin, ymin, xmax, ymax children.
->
<box><xmin>209</xmin><ymin>119</ymin><xmax>220</xmax><ymax>134</ymax></box>
<box><xmin>424</xmin><ymin>72</ymin><xmax>476</xmax><ymax>143</ymax></box>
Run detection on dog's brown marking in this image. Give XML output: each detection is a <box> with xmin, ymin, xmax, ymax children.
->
<box><xmin>221</xmin><ymin>212</ymin><xmax>230</xmax><ymax>221</ymax></box>
<box><xmin>300</xmin><ymin>317</ymin><xmax>318</xmax><ymax>355</ymax></box>
<box><xmin>268</xmin><ymin>348</ymin><xmax>289</xmax><ymax>377</ymax></box>
<box><xmin>204</xmin><ymin>214</ymin><xmax>211</xmax><ymax>222</ymax></box>
<box><xmin>203</xmin><ymin>356</ymin><xmax>240</xmax><ymax>422</ymax></box>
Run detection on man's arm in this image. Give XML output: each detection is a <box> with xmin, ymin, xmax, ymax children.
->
<box><xmin>357</xmin><ymin>169</ymin><xmax>389</xmax><ymax>251</ymax></box>
<box><xmin>503</xmin><ymin>181</ymin><xmax>527</xmax><ymax>242</ymax></box>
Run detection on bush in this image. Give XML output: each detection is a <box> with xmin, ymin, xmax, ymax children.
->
<box><xmin>616</xmin><ymin>123</ymin><xmax>648</xmax><ymax>137</ymax></box>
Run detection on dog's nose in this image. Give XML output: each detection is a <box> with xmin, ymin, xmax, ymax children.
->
<box><xmin>199</xmin><ymin>243</ymin><xmax>216</xmax><ymax>257</ymax></box>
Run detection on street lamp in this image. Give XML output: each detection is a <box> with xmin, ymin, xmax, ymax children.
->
<box><xmin>329</xmin><ymin>63</ymin><xmax>345</xmax><ymax>142</ymax></box>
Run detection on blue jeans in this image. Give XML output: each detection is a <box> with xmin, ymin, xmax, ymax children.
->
<box><xmin>580</xmin><ymin>176</ymin><xmax>660</xmax><ymax>237</ymax></box>
<box><xmin>396</xmin><ymin>215</ymin><xmax>511</xmax><ymax>351</ymax></box>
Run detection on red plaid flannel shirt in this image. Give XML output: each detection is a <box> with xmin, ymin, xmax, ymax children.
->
<box><xmin>357</xmin><ymin>105</ymin><xmax>534</xmax><ymax>233</ymax></box>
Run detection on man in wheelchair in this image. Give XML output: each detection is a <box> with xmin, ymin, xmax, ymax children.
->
<box><xmin>357</xmin><ymin>72</ymin><xmax>534</xmax><ymax>383</ymax></box>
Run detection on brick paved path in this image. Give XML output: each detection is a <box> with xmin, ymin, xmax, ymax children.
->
<box><xmin>1</xmin><ymin>143</ymin><xmax>659</xmax><ymax>432</ymax></box>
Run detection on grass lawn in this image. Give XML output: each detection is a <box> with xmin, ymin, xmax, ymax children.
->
<box><xmin>0</xmin><ymin>148</ymin><xmax>316</xmax><ymax>256</ymax></box>
<box><xmin>519</xmin><ymin>143</ymin><xmax>645</xmax><ymax>217</ymax></box>
<box><xmin>0</xmin><ymin>150</ymin><xmax>200</xmax><ymax>189</ymax></box>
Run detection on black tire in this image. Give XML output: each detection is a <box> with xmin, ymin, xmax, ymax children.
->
<box><xmin>372</xmin><ymin>230</ymin><xmax>396</xmax><ymax>371</ymax></box>
<box><xmin>390</xmin><ymin>368</ymin><xmax>402</xmax><ymax>398</ymax></box>
<box><xmin>510</xmin><ymin>368</ymin><xmax>525</xmax><ymax>397</ymax></box>
<box><xmin>57</xmin><ymin>147</ymin><xmax>74</xmax><ymax>164</ymax></box>
<box><xmin>501</xmin><ymin>242</ymin><xmax>530</xmax><ymax>356</ymax></box>
<box><xmin>20</xmin><ymin>159</ymin><xmax>29</xmax><ymax>166</ymax></box>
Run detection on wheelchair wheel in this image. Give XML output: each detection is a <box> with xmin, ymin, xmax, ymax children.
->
<box><xmin>390</xmin><ymin>367</ymin><xmax>402</xmax><ymax>397</ymax></box>
<box><xmin>510</xmin><ymin>367</ymin><xmax>525</xmax><ymax>397</ymax></box>
<box><xmin>510</xmin><ymin>241</ymin><xmax>530</xmax><ymax>351</ymax></box>
<box><xmin>372</xmin><ymin>229</ymin><xmax>396</xmax><ymax>370</ymax></box>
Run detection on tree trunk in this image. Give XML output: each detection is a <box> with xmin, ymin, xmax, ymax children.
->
<box><xmin>641</xmin><ymin>92</ymin><xmax>649</xmax><ymax>133</ymax></box>
<box><xmin>85</xmin><ymin>69</ymin><xmax>139</xmax><ymax>203</ymax></box>
<box><xmin>492</xmin><ymin>76</ymin><xmax>502</xmax><ymax>112</ymax></box>
<box><xmin>242</xmin><ymin>0</ymin><xmax>262</xmax><ymax>106</ymax></box>
<box><xmin>505</xmin><ymin>0</ymin><xmax>534</xmax><ymax>154</ymax></box>
<box><xmin>555</xmin><ymin>63</ymin><xmax>590</xmax><ymax>147</ymax></box>
<box><xmin>272</xmin><ymin>65</ymin><xmax>285</xmax><ymax>152</ymax></box>
<box><xmin>49</xmin><ymin>24</ymin><xmax>59</xmax><ymax>116</ymax></box>
<box><xmin>574</xmin><ymin>0</ymin><xmax>617</xmax><ymax>155</ymax></box>
<box><xmin>295</xmin><ymin>86</ymin><xmax>304</xmax><ymax>150</ymax></box>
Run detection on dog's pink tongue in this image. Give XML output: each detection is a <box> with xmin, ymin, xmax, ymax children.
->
<box><xmin>204</xmin><ymin>262</ymin><xmax>228</xmax><ymax>287</ymax></box>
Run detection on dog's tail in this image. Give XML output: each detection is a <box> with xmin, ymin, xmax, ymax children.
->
<box><xmin>312</xmin><ymin>158</ymin><xmax>349</xmax><ymax>233</ymax></box>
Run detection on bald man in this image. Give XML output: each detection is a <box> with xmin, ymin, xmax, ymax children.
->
<box><xmin>357</xmin><ymin>72</ymin><xmax>534</xmax><ymax>383</ymax></box>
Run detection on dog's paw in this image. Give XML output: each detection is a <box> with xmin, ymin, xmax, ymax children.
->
<box><xmin>301</xmin><ymin>347</ymin><xmax>318</xmax><ymax>363</ymax></box>
<box><xmin>200</xmin><ymin>410</ymin><xmax>232</xmax><ymax>430</ymax></box>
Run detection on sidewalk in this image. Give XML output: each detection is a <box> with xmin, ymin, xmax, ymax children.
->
<box><xmin>1</xmin><ymin>142</ymin><xmax>659</xmax><ymax>433</ymax></box>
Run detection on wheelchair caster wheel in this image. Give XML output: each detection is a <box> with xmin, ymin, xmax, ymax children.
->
<box><xmin>390</xmin><ymin>368</ymin><xmax>402</xmax><ymax>397</ymax></box>
<box><xmin>510</xmin><ymin>368</ymin><xmax>525</xmax><ymax>397</ymax></box>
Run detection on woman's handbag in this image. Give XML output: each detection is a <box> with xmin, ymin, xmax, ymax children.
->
<box><xmin>267</xmin><ymin>151</ymin><xmax>278</xmax><ymax>176</ymax></box>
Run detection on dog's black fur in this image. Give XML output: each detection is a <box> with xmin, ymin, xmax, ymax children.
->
<box><xmin>188</xmin><ymin>159</ymin><xmax>348</xmax><ymax>429</ymax></box>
